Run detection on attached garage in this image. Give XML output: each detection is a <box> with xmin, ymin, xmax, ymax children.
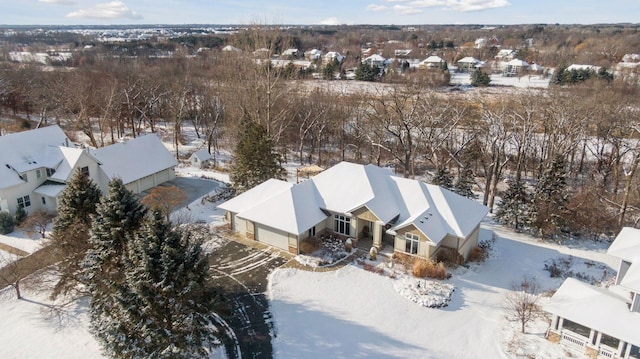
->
<box><xmin>255</xmin><ymin>224</ymin><xmax>290</xmax><ymax>251</ymax></box>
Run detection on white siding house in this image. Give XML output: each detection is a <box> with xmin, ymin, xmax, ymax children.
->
<box><xmin>545</xmin><ymin>227</ymin><xmax>640</xmax><ymax>359</ymax></box>
<box><xmin>0</xmin><ymin>126</ymin><xmax>177</xmax><ymax>216</ymax></box>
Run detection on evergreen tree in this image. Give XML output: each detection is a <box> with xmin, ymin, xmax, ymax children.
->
<box><xmin>355</xmin><ymin>62</ymin><xmax>378</xmax><ymax>81</ymax></box>
<box><xmin>323</xmin><ymin>58</ymin><xmax>340</xmax><ymax>80</ymax></box>
<box><xmin>50</xmin><ymin>170</ymin><xmax>102</xmax><ymax>298</ymax></box>
<box><xmin>230</xmin><ymin>119</ymin><xmax>285</xmax><ymax>193</ymax></box>
<box><xmin>471</xmin><ymin>70</ymin><xmax>491</xmax><ymax>87</ymax></box>
<box><xmin>528</xmin><ymin>157</ymin><xmax>569</xmax><ymax>237</ymax></box>
<box><xmin>84</xmin><ymin>178</ymin><xmax>147</xmax><ymax>354</ymax></box>
<box><xmin>105</xmin><ymin>211</ymin><xmax>225</xmax><ymax>358</ymax></box>
<box><xmin>453</xmin><ymin>167</ymin><xmax>477</xmax><ymax>199</ymax></box>
<box><xmin>431</xmin><ymin>166</ymin><xmax>454</xmax><ymax>190</ymax></box>
<box><xmin>495</xmin><ymin>177</ymin><xmax>530</xmax><ymax>230</ymax></box>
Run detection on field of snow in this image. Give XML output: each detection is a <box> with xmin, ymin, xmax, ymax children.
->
<box><xmin>268</xmin><ymin>219</ymin><xmax>615</xmax><ymax>359</ymax></box>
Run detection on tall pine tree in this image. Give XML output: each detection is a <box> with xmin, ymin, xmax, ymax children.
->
<box><xmin>230</xmin><ymin>119</ymin><xmax>285</xmax><ymax>193</ymax></box>
<box><xmin>431</xmin><ymin>165</ymin><xmax>454</xmax><ymax>190</ymax></box>
<box><xmin>529</xmin><ymin>156</ymin><xmax>569</xmax><ymax>238</ymax></box>
<box><xmin>453</xmin><ymin>167</ymin><xmax>477</xmax><ymax>199</ymax></box>
<box><xmin>101</xmin><ymin>211</ymin><xmax>225</xmax><ymax>358</ymax></box>
<box><xmin>84</xmin><ymin>178</ymin><xmax>147</xmax><ymax>355</ymax></box>
<box><xmin>50</xmin><ymin>170</ymin><xmax>102</xmax><ymax>298</ymax></box>
<box><xmin>495</xmin><ymin>177</ymin><xmax>530</xmax><ymax>230</ymax></box>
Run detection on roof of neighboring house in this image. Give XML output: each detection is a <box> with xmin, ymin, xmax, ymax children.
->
<box><xmin>90</xmin><ymin>134</ymin><xmax>177</xmax><ymax>185</ymax></box>
<box><xmin>33</xmin><ymin>183</ymin><xmax>66</xmax><ymax>197</ymax></box>
<box><xmin>567</xmin><ymin>64</ymin><xmax>601</xmax><ymax>72</ymax></box>
<box><xmin>608</xmin><ymin>227</ymin><xmax>640</xmax><ymax>262</ymax></box>
<box><xmin>219</xmin><ymin>161</ymin><xmax>489</xmax><ymax>239</ymax></box>
<box><xmin>0</xmin><ymin>125</ymin><xmax>71</xmax><ymax>189</ymax></box>
<box><xmin>363</xmin><ymin>54</ymin><xmax>386</xmax><ymax>63</ymax></box>
<box><xmin>608</xmin><ymin>227</ymin><xmax>640</xmax><ymax>293</ymax></box>
<box><xmin>506</xmin><ymin>59</ymin><xmax>529</xmax><ymax>67</ymax></box>
<box><xmin>190</xmin><ymin>149</ymin><xmax>212</xmax><ymax>162</ymax></box>
<box><xmin>458</xmin><ymin>56</ymin><xmax>480</xmax><ymax>64</ymax></box>
<box><xmin>423</xmin><ymin>55</ymin><xmax>444</xmax><ymax>63</ymax></box>
<box><xmin>49</xmin><ymin>147</ymin><xmax>101</xmax><ymax>183</ymax></box>
<box><xmin>545</xmin><ymin>278</ymin><xmax>640</xmax><ymax>346</ymax></box>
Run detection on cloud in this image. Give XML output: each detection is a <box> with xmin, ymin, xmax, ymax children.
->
<box><xmin>393</xmin><ymin>5</ymin><xmax>423</xmax><ymax>15</ymax></box>
<box><xmin>38</xmin><ymin>0</ymin><xmax>76</xmax><ymax>4</ymax></box>
<box><xmin>367</xmin><ymin>4</ymin><xmax>388</xmax><ymax>12</ymax></box>
<box><xmin>66</xmin><ymin>1</ymin><xmax>142</xmax><ymax>20</ymax></box>
<box><xmin>372</xmin><ymin>0</ymin><xmax>510</xmax><ymax>15</ymax></box>
<box><xmin>319</xmin><ymin>17</ymin><xmax>341</xmax><ymax>25</ymax></box>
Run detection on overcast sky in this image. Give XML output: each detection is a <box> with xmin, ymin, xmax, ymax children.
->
<box><xmin>2</xmin><ymin>0</ymin><xmax>639</xmax><ymax>26</ymax></box>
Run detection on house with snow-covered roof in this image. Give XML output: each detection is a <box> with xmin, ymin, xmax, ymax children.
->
<box><xmin>189</xmin><ymin>149</ymin><xmax>213</xmax><ymax>169</ymax></box>
<box><xmin>218</xmin><ymin>162</ymin><xmax>488</xmax><ymax>261</ymax></box>
<box><xmin>0</xmin><ymin>125</ymin><xmax>177</xmax><ymax>216</ymax></box>
<box><xmin>545</xmin><ymin>227</ymin><xmax>640</xmax><ymax>359</ymax></box>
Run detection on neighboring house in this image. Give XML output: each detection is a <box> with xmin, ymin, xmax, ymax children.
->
<box><xmin>394</xmin><ymin>49</ymin><xmax>412</xmax><ymax>58</ymax></box>
<box><xmin>305</xmin><ymin>49</ymin><xmax>322</xmax><ymax>61</ymax></box>
<box><xmin>222</xmin><ymin>45</ymin><xmax>242</xmax><ymax>53</ymax></box>
<box><xmin>362</xmin><ymin>54</ymin><xmax>387</xmax><ymax>68</ymax></box>
<box><xmin>545</xmin><ymin>227</ymin><xmax>640</xmax><ymax>359</ymax></box>
<box><xmin>567</xmin><ymin>64</ymin><xmax>601</xmax><ymax>72</ymax></box>
<box><xmin>457</xmin><ymin>57</ymin><xmax>481</xmax><ymax>73</ymax></box>
<box><xmin>0</xmin><ymin>125</ymin><xmax>177</xmax><ymax>216</ymax></box>
<box><xmin>89</xmin><ymin>134</ymin><xmax>177</xmax><ymax>195</ymax></box>
<box><xmin>495</xmin><ymin>49</ymin><xmax>516</xmax><ymax>61</ymax></box>
<box><xmin>218</xmin><ymin>162</ymin><xmax>488</xmax><ymax>261</ymax></box>
<box><xmin>190</xmin><ymin>149</ymin><xmax>212</xmax><ymax>168</ymax></box>
<box><xmin>502</xmin><ymin>59</ymin><xmax>530</xmax><ymax>76</ymax></box>
<box><xmin>281</xmin><ymin>48</ymin><xmax>299</xmax><ymax>58</ymax></box>
<box><xmin>324</xmin><ymin>51</ymin><xmax>344</xmax><ymax>63</ymax></box>
<box><xmin>419</xmin><ymin>55</ymin><xmax>445</xmax><ymax>69</ymax></box>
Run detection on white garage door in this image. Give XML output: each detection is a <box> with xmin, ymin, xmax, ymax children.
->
<box><xmin>255</xmin><ymin>224</ymin><xmax>289</xmax><ymax>251</ymax></box>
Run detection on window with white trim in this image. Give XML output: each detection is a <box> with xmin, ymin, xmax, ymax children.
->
<box><xmin>334</xmin><ymin>214</ymin><xmax>351</xmax><ymax>236</ymax></box>
<box><xmin>405</xmin><ymin>233</ymin><xmax>419</xmax><ymax>255</ymax></box>
<box><xmin>36</xmin><ymin>169</ymin><xmax>42</xmax><ymax>179</ymax></box>
<box><xmin>81</xmin><ymin>166</ymin><xmax>89</xmax><ymax>176</ymax></box>
<box><xmin>17</xmin><ymin>195</ymin><xmax>31</xmax><ymax>209</ymax></box>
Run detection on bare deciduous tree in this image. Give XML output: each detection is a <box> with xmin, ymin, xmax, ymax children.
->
<box><xmin>505</xmin><ymin>276</ymin><xmax>541</xmax><ymax>334</ymax></box>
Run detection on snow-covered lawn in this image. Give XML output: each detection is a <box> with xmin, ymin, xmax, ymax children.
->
<box><xmin>269</xmin><ymin>220</ymin><xmax>615</xmax><ymax>359</ymax></box>
<box><xmin>0</xmin><ymin>229</ymin><xmax>46</xmax><ymax>254</ymax></box>
<box><xmin>450</xmin><ymin>72</ymin><xmax>550</xmax><ymax>88</ymax></box>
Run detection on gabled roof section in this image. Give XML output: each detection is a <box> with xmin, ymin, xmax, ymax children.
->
<box><xmin>91</xmin><ymin>135</ymin><xmax>177</xmax><ymax>185</ymax></box>
<box><xmin>608</xmin><ymin>227</ymin><xmax>640</xmax><ymax>293</ymax></box>
<box><xmin>310</xmin><ymin>162</ymin><xmax>401</xmax><ymax>222</ymax></box>
<box><xmin>238</xmin><ymin>179</ymin><xmax>328</xmax><ymax>235</ymax></box>
<box><xmin>217</xmin><ymin>179</ymin><xmax>293</xmax><ymax>214</ymax></box>
<box><xmin>545</xmin><ymin>278</ymin><xmax>640</xmax><ymax>346</ymax></box>
<box><xmin>0</xmin><ymin>125</ymin><xmax>71</xmax><ymax>189</ymax></box>
<box><xmin>390</xmin><ymin>179</ymin><xmax>488</xmax><ymax>244</ymax></box>
<box><xmin>191</xmin><ymin>149</ymin><xmax>212</xmax><ymax>162</ymax></box>
<box><xmin>49</xmin><ymin>147</ymin><xmax>100</xmax><ymax>183</ymax></box>
<box><xmin>607</xmin><ymin>227</ymin><xmax>640</xmax><ymax>262</ymax></box>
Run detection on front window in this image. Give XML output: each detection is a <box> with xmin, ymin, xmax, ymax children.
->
<box><xmin>405</xmin><ymin>233</ymin><xmax>419</xmax><ymax>255</ymax></box>
<box><xmin>81</xmin><ymin>166</ymin><xmax>89</xmax><ymax>176</ymax></box>
<box><xmin>46</xmin><ymin>168</ymin><xmax>55</xmax><ymax>177</ymax></box>
<box><xmin>17</xmin><ymin>195</ymin><xmax>31</xmax><ymax>209</ymax></box>
<box><xmin>334</xmin><ymin>214</ymin><xmax>351</xmax><ymax>236</ymax></box>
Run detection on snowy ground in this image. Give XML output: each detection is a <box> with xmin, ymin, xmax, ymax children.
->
<box><xmin>0</xmin><ymin>229</ymin><xmax>46</xmax><ymax>254</ymax></box>
<box><xmin>268</xmin><ymin>218</ymin><xmax>615</xmax><ymax>359</ymax></box>
<box><xmin>449</xmin><ymin>72</ymin><xmax>550</xmax><ymax>88</ymax></box>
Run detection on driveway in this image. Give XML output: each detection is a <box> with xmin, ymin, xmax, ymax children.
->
<box><xmin>208</xmin><ymin>240</ymin><xmax>289</xmax><ymax>359</ymax></box>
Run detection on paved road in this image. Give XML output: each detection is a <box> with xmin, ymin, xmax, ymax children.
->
<box><xmin>209</xmin><ymin>240</ymin><xmax>288</xmax><ymax>359</ymax></box>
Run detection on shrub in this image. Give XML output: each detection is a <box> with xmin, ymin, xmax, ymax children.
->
<box><xmin>413</xmin><ymin>259</ymin><xmax>447</xmax><ymax>280</ymax></box>
<box><xmin>13</xmin><ymin>207</ymin><xmax>27</xmax><ymax>226</ymax></box>
<box><xmin>299</xmin><ymin>237</ymin><xmax>321</xmax><ymax>254</ymax></box>
<box><xmin>0</xmin><ymin>212</ymin><xmax>15</xmax><ymax>234</ymax></box>
<box><xmin>468</xmin><ymin>247</ymin><xmax>485</xmax><ymax>262</ymax></box>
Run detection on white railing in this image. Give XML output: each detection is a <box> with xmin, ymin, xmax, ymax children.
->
<box><xmin>561</xmin><ymin>331</ymin><xmax>588</xmax><ymax>349</ymax></box>
<box><xmin>598</xmin><ymin>345</ymin><xmax>616</xmax><ymax>359</ymax></box>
